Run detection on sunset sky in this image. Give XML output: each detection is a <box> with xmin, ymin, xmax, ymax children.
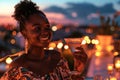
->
<box><xmin>0</xmin><ymin>0</ymin><xmax>120</xmax><ymax>25</ymax></box>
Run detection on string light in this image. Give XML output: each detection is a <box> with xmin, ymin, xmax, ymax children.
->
<box><xmin>5</xmin><ymin>57</ymin><xmax>13</xmax><ymax>64</ymax></box>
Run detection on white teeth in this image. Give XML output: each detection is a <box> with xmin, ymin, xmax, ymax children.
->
<box><xmin>41</xmin><ymin>36</ymin><xmax>49</xmax><ymax>40</ymax></box>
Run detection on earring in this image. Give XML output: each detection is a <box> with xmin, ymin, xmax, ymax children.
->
<box><xmin>25</xmin><ymin>39</ymin><xmax>28</xmax><ymax>54</ymax></box>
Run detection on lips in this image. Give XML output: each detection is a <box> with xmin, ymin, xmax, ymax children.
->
<box><xmin>40</xmin><ymin>32</ymin><xmax>51</xmax><ymax>41</ymax></box>
<box><xmin>41</xmin><ymin>36</ymin><xmax>49</xmax><ymax>40</ymax></box>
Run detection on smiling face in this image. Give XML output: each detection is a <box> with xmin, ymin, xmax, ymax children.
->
<box><xmin>22</xmin><ymin>13</ymin><xmax>52</xmax><ymax>48</ymax></box>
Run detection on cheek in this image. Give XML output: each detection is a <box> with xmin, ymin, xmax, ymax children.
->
<box><xmin>48</xmin><ymin>31</ymin><xmax>53</xmax><ymax>39</ymax></box>
<box><xmin>49</xmin><ymin>32</ymin><xmax>53</xmax><ymax>40</ymax></box>
<box><xmin>27</xmin><ymin>34</ymin><xmax>37</xmax><ymax>43</ymax></box>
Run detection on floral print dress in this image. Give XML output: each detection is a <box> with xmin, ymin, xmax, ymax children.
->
<box><xmin>0</xmin><ymin>58</ymin><xmax>72</xmax><ymax>80</ymax></box>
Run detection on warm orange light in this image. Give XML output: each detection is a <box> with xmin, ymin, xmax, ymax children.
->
<box><xmin>49</xmin><ymin>42</ymin><xmax>56</xmax><ymax>48</ymax></box>
<box><xmin>64</xmin><ymin>45</ymin><xmax>69</xmax><ymax>49</ymax></box>
<box><xmin>6</xmin><ymin>57</ymin><xmax>13</xmax><ymax>64</ymax></box>
<box><xmin>10</xmin><ymin>39</ymin><xmax>16</xmax><ymax>44</ymax></box>
<box><xmin>52</xmin><ymin>26</ymin><xmax>57</xmax><ymax>31</ymax></box>
<box><xmin>110</xmin><ymin>77</ymin><xmax>117</xmax><ymax>80</ymax></box>
<box><xmin>113</xmin><ymin>52</ymin><xmax>119</xmax><ymax>56</ymax></box>
<box><xmin>84</xmin><ymin>36</ymin><xmax>91</xmax><ymax>44</ymax></box>
<box><xmin>12</xmin><ymin>31</ymin><xmax>17</xmax><ymax>36</ymax></box>
<box><xmin>95</xmin><ymin>51</ymin><xmax>101</xmax><ymax>57</ymax></box>
<box><xmin>92</xmin><ymin>39</ymin><xmax>99</xmax><ymax>44</ymax></box>
<box><xmin>49</xmin><ymin>47</ymin><xmax>54</xmax><ymax>50</ymax></box>
<box><xmin>107</xmin><ymin>45</ymin><xmax>114</xmax><ymax>52</ymax></box>
<box><xmin>81</xmin><ymin>40</ymin><xmax>86</xmax><ymax>45</ymax></box>
<box><xmin>115</xmin><ymin>60</ymin><xmax>120</xmax><ymax>69</ymax></box>
<box><xmin>86</xmin><ymin>39</ymin><xmax>91</xmax><ymax>44</ymax></box>
<box><xmin>57</xmin><ymin>42</ymin><xmax>63</xmax><ymax>49</ymax></box>
<box><xmin>84</xmin><ymin>36</ymin><xmax>89</xmax><ymax>40</ymax></box>
<box><xmin>96</xmin><ymin>45</ymin><xmax>102</xmax><ymax>51</ymax></box>
<box><xmin>107</xmin><ymin>64</ymin><xmax>113</xmax><ymax>72</ymax></box>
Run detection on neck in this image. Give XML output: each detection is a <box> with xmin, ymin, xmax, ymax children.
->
<box><xmin>27</xmin><ymin>46</ymin><xmax>45</xmax><ymax>60</ymax></box>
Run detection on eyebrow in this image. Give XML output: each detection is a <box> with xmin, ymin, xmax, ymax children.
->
<box><xmin>32</xmin><ymin>23</ymin><xmax>40</xmax><ymax>27</ymax></box>
<box><xmin>32</xmin><ymin>23</ymin><xmax>50</xmax><ymax>26</ymax></box>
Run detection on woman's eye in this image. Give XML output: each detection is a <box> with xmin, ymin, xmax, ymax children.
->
<box><xmin>32</xmin><ymin>26</ymin><xmax>41</xmax><ymax>32</ymax></box>
<box><xmin>31</xmin><ymin>24</ymin><xmax>51</xmax><ymax>33</ymax></box>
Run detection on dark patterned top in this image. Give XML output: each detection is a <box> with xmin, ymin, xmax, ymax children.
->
<box><xmin>0</xmin><ymin>58</ymin><xmax>72</xmax><ymax>80</ymax></box>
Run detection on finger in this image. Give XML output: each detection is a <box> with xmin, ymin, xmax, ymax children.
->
<box><xmin>76</xmin><ymin>47</ymin><xmax>84</xmax><ymax>51</ymax></box>
<box><xmin>75</xmin><ymin>47</ymin><xmax>85</xmax><ymax>54</ymax></box>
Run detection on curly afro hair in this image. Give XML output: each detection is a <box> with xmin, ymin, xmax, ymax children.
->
<box><xmin>12</xmin><ymin>0</ymin><xmax>47</xmax><ymax>31</ymax></box>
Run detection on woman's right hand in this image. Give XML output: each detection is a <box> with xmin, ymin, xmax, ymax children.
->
<box><xmin>73</xmin><ymin>47</ymin><xmax>88</xmax><ymax>72</ymax></box>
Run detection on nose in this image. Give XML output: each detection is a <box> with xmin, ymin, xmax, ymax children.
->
<box><xmin>41</xmin><ymin>31</ymin><xmax>49</xmax><ymax>38</ymax></box>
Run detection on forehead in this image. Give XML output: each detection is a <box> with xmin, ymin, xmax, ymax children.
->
<box><xmin>26</xmin><ymin>13</ymin><xmax>48</xmax><ymax>24</ymax></box>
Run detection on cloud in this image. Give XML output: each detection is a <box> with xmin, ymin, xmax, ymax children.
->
<box><xmin>44</xmin><ymin>2</ymin><xmax>116</xmax><ymax>25</ymax></box>
<box><xmin>87</xmin><ymin>13</ymin><xmax>100</xmax><ymax>20</ymax></box>
<box><xmin>45</xmin><ymin>12</ymin><xmax>65</xmax><ymax>19</ymax></box>
<box><xmin>118</xmin><ymin>0</ymin><xmax>120</xmax><ymax>4</ymax></box>
<box><xmin>45</xmin><ymin>12</ymin><xmax>84</xmax><ymax>25</ymax></box>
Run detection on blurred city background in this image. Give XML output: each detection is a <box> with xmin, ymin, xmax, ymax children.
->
<box><xmin>0</xmin><ymin>0</ymin><xmax>120</xmax><ymax>79</ymax></box>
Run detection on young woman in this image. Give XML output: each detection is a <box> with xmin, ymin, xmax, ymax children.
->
<box><xmin>0</xmin><ymin>0</ymin><xmax>88</xmax><ymax>80</ymax></box>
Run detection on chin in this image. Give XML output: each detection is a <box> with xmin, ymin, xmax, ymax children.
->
<box><xmin>43</xmin><ymin>44</ymin><xmax>49</xmax><ymax>48</ymax></box>
<box><xmin>41</xmin><ymin>42</ymin><xmax>49</xmax><ymax>48</ymax></box>
<box><xmin>31</xmin><ymin>42</ymin><xmax>49</xmax><ymax>48</ymax></box>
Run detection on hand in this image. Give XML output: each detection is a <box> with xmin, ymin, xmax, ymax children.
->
<box><xmin>73</xmin><ymin>47</ymin><xmax>88</xmax><ymax>73</ymax></box>
<box><xmin>73</xmin><ymin>47</ymin><xmax>88</xmax><ymax>64</ymax></box>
